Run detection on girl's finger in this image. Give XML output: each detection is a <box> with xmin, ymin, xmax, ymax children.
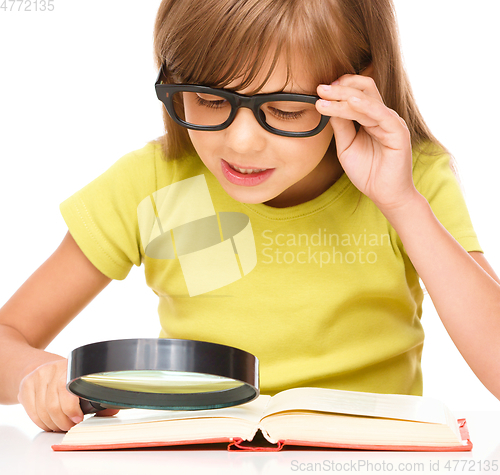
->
<box><xmin>57</xmin><ymin>369</ymin><xmax>84</xmax><ymax>427</ymax></box>
<box><xmin>34</xmin><ymin>380</ymin><xmax>59</xmax><ymax>432</ymax></box>
<box><xmin>322</xmin><ymin>94</ymin><xmax>406</xmax><ymax>137</ymax></box>
<box><xmin>346</xmin><ymin>96</ymin><xmax>410</xmax><ymax>148</ymax></box>
<box><xmin>95</xmin><ymin>408</ymin><xmax>121</xmax><ymax>417</ymax></box>
<box><xmin>323</xmin><ymin>74</ymin><xmax>383</xmax><ymax>102</ymax></box>
<box><xmin>18</xmin><ymin>379</ymin><xmax>52</xmax><ymax>432</ymax></box>
<box><xmin>45</xmin><ymin>378</ymin><xmax>77</xmax><ymax>432</ymax></box>
<box><xmin>58</xmin><ymin>389</ymin><xmax>84</xmax><ymax>427</ymax></box>
<box><xmin>328</xmin><ymin>114</ymin><xmax>357</xmax><ymax>157</ymax></box>
<box><xmin>317</xmin><ymin>96</ymin><xmax>409</xmax><ymax>152</ymax></box>
<box><xmin>316</xmin><ymin>98</ymin><xmax>379</xmax><ymax>127</ymax></box>
<box><xmin>315</xmin><ymin>97</ymin><xmax>358</xmax><ymax>156</ymax></box>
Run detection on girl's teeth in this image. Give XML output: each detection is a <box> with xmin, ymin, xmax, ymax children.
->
<box><xmin>232</xmin><ymin>165</ymin><xmax>267</xmax><ymax>174</ymax></box>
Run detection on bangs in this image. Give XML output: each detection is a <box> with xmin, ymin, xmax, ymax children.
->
<box><xmin>155</xmin><ymin>0</ymin><xmax>371</xmax><ymax>94</ymax></box>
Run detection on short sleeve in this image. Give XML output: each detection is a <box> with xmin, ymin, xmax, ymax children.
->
<box><xmin>59</xmin><ymin>143</ymin><xmax>158</xmax><ymax>280</ymax></box>
<box><xmin>412</xmin><ymin>146</ymin><xmax>483</xmax><ymax>253</ymax></box>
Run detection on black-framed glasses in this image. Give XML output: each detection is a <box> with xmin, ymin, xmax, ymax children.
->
<box><xmin>155</xmin><ymin>69</ymin><xmax>331</xmax><ymax>138</ymax></box>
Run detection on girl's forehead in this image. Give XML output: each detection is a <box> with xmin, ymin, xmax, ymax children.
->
<box><xmin>225</xmin><ymin>53</ymin><xmax>318</xmax><ymax>95</ymax></box>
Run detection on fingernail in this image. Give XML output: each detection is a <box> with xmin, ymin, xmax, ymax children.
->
<box><xmin>331</xmin><ymin>80</ymin><xmax>340</xmax><ymax>85</ymax></box>
<box><xmin>318</xmin><ymin>99</ymin><xmax>331</xmax><ymax>107</ymax></box>
<box><xmin>350</xmin><ymin>96</ymin><xmax>361</xmax><ymax>102</ymax></box>
<box><xmin>320</xmin><ymin>84</ymin><xmax>331</xmax><ymax>91</ymax></box>
<box><xmin>71</xmin><ymin>416</ymin><xmax>83</xmax><ymax>424</ymax></box>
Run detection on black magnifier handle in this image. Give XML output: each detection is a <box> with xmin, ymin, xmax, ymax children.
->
<box><xmin>79</xmin><ymin>398</ymin><xmax>110</xmax><ymax>414</ymax></box>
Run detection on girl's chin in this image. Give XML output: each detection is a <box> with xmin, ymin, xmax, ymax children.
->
<box><xmin>217</xmin><ymin>180</ymin><xmax>280</xmax><ymax>204</ymax></box>
<box><xmin>224</xmin><ymin>187</ymin><xmax>275</xmax><ymax>204</ymax></box>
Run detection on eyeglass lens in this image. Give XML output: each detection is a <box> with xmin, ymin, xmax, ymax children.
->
<box><xmin>173</xmin><ymin>91</ymin><xmax>322</xmax><ymax>134</ymax></box>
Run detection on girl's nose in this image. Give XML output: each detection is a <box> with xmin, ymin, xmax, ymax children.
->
<box><xmin>223</xmin><ymin>108</ymin><xmax>266</xmax><ymax>154</ymax></box>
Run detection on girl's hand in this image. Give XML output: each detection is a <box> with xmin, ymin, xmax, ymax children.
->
<box><xmin>316</xmin><ymin>74</ymin><xmax>418</xmax><ymax>212</ymax></box>
<box><xmin>17</xmin><ymin>358</ymin><xmax>119</xmax><ymax>432</ymax></box>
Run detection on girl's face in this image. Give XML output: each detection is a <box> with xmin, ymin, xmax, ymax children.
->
<box><xmin>187</xmin><ymin>56</ymin><xmax>340</xmax><ymax>208</ymax></box>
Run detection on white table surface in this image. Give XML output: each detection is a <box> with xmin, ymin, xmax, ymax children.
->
<box><xmin>1</xmin><ymin>405</ymin><xmax>499</xmax><ymax>475</ymax></box>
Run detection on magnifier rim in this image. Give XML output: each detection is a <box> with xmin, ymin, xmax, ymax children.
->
<box><xmin>67</xmin><ymin>338</ymin><xmax>259</xmax><ymax>411</ymax></box>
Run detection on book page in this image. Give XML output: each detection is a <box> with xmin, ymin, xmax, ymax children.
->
<box><xmin>77</xmin><ymin>394</ymin><xmax>272</xmax><ymax>428</ymax></box>
<box><xmin>263</xmin><ymin>388</ymin><xmax>450</xmax><ymax>425</ymax></box>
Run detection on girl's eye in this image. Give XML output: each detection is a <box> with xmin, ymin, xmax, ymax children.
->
<box><xmin>195</xmin><ymin>94</ymin><xmax>228</xmax><ymax>109</ymax></box>
<box><xmin>266</xmin><ymin>105</ymin><xmax>306</xmax><ymax>121</ymax></box>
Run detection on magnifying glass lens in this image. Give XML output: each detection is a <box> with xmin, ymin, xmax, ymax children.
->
<box><xmin>81</xmin><ymin>371</ymin><xmax>244</xmax><ymax>393</ymax></box>
<box><xmin>69</xmin><ymin>339</ymin><xmax>259</xmax><ymax>411</ymax></box>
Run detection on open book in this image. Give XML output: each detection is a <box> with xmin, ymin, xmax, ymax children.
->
<box><xmin>52</xmin><ymin>387</ymin><xmax>472</xmax><ymax>452</ymax></box>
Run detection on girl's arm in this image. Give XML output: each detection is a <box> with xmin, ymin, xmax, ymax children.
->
<box><xmin>316</xmin><ymin>73</ymin><xmax>500</xmax><ymax>400</ymax></box>
<box><xmin>380</xmin><ymin>195</ymin><xmax>500</xmax><ymax>399</ymax></box>
<box><xmin>0</xmin><ymin>231</ymin><xmax>113</xmax><ymax>431</ymax></box>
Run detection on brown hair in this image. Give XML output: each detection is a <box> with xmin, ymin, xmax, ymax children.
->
<box><xmin>151</xmin><ymin>0</ymin><xmax>448</xmax><ymax>164</ymax></box>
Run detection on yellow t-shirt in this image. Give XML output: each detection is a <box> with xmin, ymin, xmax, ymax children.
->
<box><xmin>60</xmin><ymin>141</ymin><xmax>482</xmax><ymax>396</ymax></box>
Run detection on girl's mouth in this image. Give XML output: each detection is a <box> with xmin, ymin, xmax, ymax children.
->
<box><xmin>221</xmin><ymin>159</ymin><xmax>275</xmax><ymax>186</ymax></box>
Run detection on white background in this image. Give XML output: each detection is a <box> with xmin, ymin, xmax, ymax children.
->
<box><xmin>0</xmin><ymin>0</ymin><xmax>499</xmax><ymax>420</ymax></box>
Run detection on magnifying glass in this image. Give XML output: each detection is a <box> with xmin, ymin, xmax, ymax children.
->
<box><xmin>67</xmin><ymin>338</ymin><xmax>259</xmax><ymax>414</ymax></box>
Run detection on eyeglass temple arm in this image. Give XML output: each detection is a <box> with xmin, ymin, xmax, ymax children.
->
<box><xmin>155</xmin><ymin>64</ymin><xmax>165</xmax><ymax>86</ymax></box>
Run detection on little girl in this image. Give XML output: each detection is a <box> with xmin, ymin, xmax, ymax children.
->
<box><xmin>1</xmin><ymin>0</ymin><xmax>499</xmax><ymax>433</ymax></box>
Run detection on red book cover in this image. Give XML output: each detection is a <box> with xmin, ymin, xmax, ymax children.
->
<box><xmin>52</xmin><ymin>418</ymin><xmax>472</xmax><ymax>452</ymax></box>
